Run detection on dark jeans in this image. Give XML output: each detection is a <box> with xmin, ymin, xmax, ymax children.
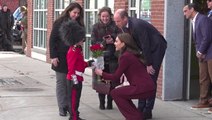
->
<box><xmin>138</xmin><ymin>41</ymin><xmax>166</xmax><ymax>113</ymax></box>
<box><xmin>2</xmin><ymin>30</ymin><xmax>13</xmax><ymax>50</ymax></box>
<box><xmin>138</xmin><ymin>74</ymin><xmax>157</xmax><ymax>112</ymax></box>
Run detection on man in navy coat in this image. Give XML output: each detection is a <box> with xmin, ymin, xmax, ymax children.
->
<box><xmin>114</xmin><ymin>9</ymin><xmax>167</xmax><ymax>119</ymax></box>
<box><xmin>183</xmin><ymin>3</ymin><xmax>212</xmax><ymax>113</ymax></box>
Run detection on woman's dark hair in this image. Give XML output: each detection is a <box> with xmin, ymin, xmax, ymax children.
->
<box><xmin>55</xmin><ymin>2</ymin><xmax>84</xmax><ymax>26</ymax></box>
<box><xmin>117</xmin><ymin>33</ymin><xmax>145</xmax><ymax>63</ymax></box>
<box><xmin>98</xmin><ymin>6</ymin><xmax>113</xmax><ymax>21</ymax></box>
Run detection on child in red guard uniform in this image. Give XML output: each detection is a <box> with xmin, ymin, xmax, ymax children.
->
<box><xmin>59</xmin><ymin>20</ymin><xmax>93</xmax><ymax>120</ymax></box>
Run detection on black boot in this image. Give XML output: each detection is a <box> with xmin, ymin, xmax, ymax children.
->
<box><xmin>98</xmin><ymin>93</ymin><xmax>105</xmax><ymax>110</ymax></box>
<box><xmin>144</xmin><ymin>111</ymin><xmax>152</xmax><ymax>119</ymax></box>
<box><xmin>106</xmin><ymin>95</ymin><xmax>113</xmax><ymax>109</ymax></box>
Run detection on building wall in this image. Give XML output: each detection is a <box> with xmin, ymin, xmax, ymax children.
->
<box><xmin>151</xmin><ymin>0</ymin><xmax>165</xmax><ymax>99</ymax></box>
<box><xmin>46</xmin><ymin>0</ymin><xmax>54</xmax><ymax>63</ymax></box>
<box><xmin>26</xmin><ymin>0</ymin><xmax>32</xmax><ymax>57</ymax></box>
<box><xmin>163</xmin><ymin>0</ymin><xmax>185</xmax><ymax>100</ymax></box>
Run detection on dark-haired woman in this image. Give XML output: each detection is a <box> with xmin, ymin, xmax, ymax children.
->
<box><xmin>91</xmin><ymin>6</ymin><xmax>120</xmax><ymax>110</ymax></box>
<box><xmin>49</xmin><ymin>2</ymin><xmax>84</xmax><ymax>117</ymax></box>
<box><xmin>95</xmin><ymin>33</ymin><xmax>156</xmax><ymax>120</ymax></box>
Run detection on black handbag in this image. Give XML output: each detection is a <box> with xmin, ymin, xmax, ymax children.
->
<box><xmin>92</xmin><ymin>68</ymin><xmax>111</xmax><ymax>95</ymax></box>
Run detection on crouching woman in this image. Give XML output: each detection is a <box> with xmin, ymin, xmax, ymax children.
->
<box><xmin>95</xmin><ymin>33</ymin><xmax>156</xmax><ymax>120</ymax></box>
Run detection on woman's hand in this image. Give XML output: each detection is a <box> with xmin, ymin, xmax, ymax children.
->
<box><xmin>106</xmin><ymin>37</ymin><xmax>114</xmax><ymax>44</ymax></box>
<box><xmin>147</xmin><ymin>65</ymin><xmax>155</xmax><ymax>75</ymax></box>
<box><xmin>95</xmin><ymin>68</ymin><xmax>103</xmax><ymax>76</ymax></box>
<box><xmin>51</xmin><ymin>58</ymin><xmax>59</xmax><ymax>67</ymax></box>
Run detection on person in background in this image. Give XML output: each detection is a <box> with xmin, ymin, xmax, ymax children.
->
<box><xmin>0</xmin><ymin>4</ymin><xmax>14</xmax><ymax>51</ymax></box>
<box><xmin>114</xmin><ymin>9</ymin><xmax>167</xmax><ymax>119</ymax></box>
<box><xmin>183</xmin><ymin>3</ymin><xmax>212</xmax><ymax>113</ymax></box>
<box><xmin>49</xmin><ymin>2</ymin><xmax>84</xmax><ymax>117</ymax></box>
<box><xmin>95</xmin><ymin>33</ymin><xmax>156</xmax><ymax>120</ymax></box>
<box><xmin>207</xmin><ymin>0</ymin><xmax>212</xmax><ymax>20</ymax></box>
<box><xmin>13</xmin><ymin>6</ymin><xmax>23</xmax><ymax>22</ymax></box>
<box><xmin>91</xmin><ymin>6</ymin><xmax>120</xmax><ymax>110</ymax></box>
<box><xmin>20</xmin><ymin>6</ymin><xmax>27</xmax><ymax>54</ymax></box>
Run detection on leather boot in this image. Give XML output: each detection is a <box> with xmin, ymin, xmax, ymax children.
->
<box><xmin>99</xmin><ymin>93</ymin><xmax>105</xmax><ymax>110</ymax></box>
<box><xmin>106</xmin><ymin>95</ymin><xmax>113</xmax><ymax>109</ymax></box>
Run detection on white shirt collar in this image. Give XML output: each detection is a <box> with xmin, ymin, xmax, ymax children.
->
<box><xmin>192</xmin><ymin>12</ymin><xmax>199</xmax><ymax>24</ymax></box>
<box><xmin>125</xmin><ymin>23</ymin><xmax>129</xmax><ymax>28</ymax></box>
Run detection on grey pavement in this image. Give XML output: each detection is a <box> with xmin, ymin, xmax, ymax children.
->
<box><xmin>0</xmin><ymin>51</ymin><xmax>212</xmax><ymax>120</ymax></box>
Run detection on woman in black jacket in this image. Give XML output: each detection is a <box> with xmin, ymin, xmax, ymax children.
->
<box><xmin>91</xmin><ymin>6</ymin><xmax>120</xmax><ymax>110</ymax></box>
<box><xmin>49</xmin><ymin>2</ymin><xmax>84</xmax><ymax>117</ymax></box>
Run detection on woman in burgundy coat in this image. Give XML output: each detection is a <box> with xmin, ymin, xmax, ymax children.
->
<box><xmin>95</xmin><ymin>33</ymin><xmax>156</xmax><ymax>120</ymax></box>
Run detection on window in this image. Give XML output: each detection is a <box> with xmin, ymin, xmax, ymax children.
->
<box><xmin>84</xmin><ymin>0</ymin><xmax>114</xmax><ymax>59</ymax></box>
<box><xmin>129</xmin><ymin>0</ymin><xmax>151</xmax><ymax>22</ymax></box>
<box><xmin>33</xmin><ymin>0</ymin><xmax>47</xmax><ymax>49</ymax></box>
<box><xmin>54</xmin><ymin>0</ymin><xmax>73</xmax><ymax>19</ymax></box>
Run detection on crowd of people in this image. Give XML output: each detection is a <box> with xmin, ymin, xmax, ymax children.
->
<box><xmin>49</xmin><ymin>1</ymin><xmax>212</xmax><ymax>120</ymax></box>
<box><xmin>49</xmin><ymin>1</ymin><xmax>167</xmax><ymax>120</ymax></box>
<box><xmin>2</xmin><ymin>1</ymin><xmax>211</xmax><ymax>120</ymax></box>
<box><xmin>0</xmin><ymin>4</ymin><xmax>27</xmax><ymax>53</ymax></box>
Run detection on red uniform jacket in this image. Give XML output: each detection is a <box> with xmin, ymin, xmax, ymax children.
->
<box><xmin>66</xmin><ymin>46</ymin><xmax>88</xmax><ymax>81</ymax></box>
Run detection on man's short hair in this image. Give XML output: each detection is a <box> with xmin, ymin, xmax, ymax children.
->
<box><xmin>119</xmin><ymin>10</ymin><xmax>129</xmax><ymax>19</ymax></box>
<box><xmin>187</xmin><ymin>3</ymin><xmax>198</xmax><ymax>12</ymax></box>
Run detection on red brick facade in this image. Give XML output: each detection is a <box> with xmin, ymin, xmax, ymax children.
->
<box><xmin>151</xmin><ymin>0</ymin><xmax>165</xmax><ymax>99</ymax></box>
<box><xmin>26</xmin><ymin>0</ymin><xmax>32</xmax><ymax>57</ymax></box>
<box><xmin>27</xmin><ymin>0</ymin><xmax>165</xmax><ymax>99</ymax></box>
<box><xmin>0</xmin><ymin>0</ymin><xmax>19</xmax><ymax>12</ymax></box>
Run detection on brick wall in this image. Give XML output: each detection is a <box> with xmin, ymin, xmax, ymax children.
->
<box><xmin>46</xmin><ymin>0</ymin><xmax>54</xmax><ymax>63</ymax></box>
<box><xmin>0</xmin><ymin>0</ymin><xmax>19</xmax><ymax>12</ymax></box>
<box><xmin>26</xmin><ymin>0</ymin><xmax>32</xmax><ymax>57</ymax></box>
<box><xmin>114</xmin><ymin>0</ymin><xmax>128</xmax><ymax>10</ymax></box>
<box><xmin>151</xmin><ymin>0</ymin><xmax>165</xmax><ymax>99</ymax></box>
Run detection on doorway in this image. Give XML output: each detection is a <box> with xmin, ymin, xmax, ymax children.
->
<box><xmin>186</xmin><ymin>0</ymin><xmax>210</xmax><ymax>100</ymax></box>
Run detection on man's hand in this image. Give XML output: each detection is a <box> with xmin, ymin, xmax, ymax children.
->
<box><xmin>147</xmin><ymin>65</ymin><xmax>155</xmax><ymax>75</ymax></box>
<box><xmin>51</xmin><ymin>58</ymin><xmax>59</xmax><ymax>67</ymax></box>
<box><xmin>196</xmin><ymin>51</ymin><xmax>205</xmax><ymax>62</ymax></box>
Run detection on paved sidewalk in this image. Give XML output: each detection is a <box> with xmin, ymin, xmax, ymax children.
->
<box><xmin>0</xmin><ymin>51</ymin><xmax>212</xmax><ymax>120</ymax></box>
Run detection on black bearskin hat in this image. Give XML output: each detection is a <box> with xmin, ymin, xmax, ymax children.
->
<box><xmin>59</xmin><ymin>19</ymin><xmax>85</xmax><ymax>46</ymax></box>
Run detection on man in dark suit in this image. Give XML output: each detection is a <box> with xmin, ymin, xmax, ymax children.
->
<box><xmin>183</xmin><ymin>3</ymin><xmax>212</xmax><ymax>112</ymax></box>
<box><xmin>114</xmin><ymin>9</ymin><xmax>167</xmax><ymax>119</ymax></box>
<box><xmin>207</xmin><ymin>0</ymin><xmax>212</xmax><ymax>20</ymax></box>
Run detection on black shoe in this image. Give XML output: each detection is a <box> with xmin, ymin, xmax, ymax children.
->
<box><xmin>59</xmin><ymin>107</ymin><xmax>67</xmax><ymax>116</ymax></box>
<box><xmin>19</xmin><ymin>51</ymin><xmax>25</xmax><ymax>54</ymax></box>
<box><xmin>106</xmin><ymin>104</ymin><xmax>113</xmax><ymax>109</ymax></box>
<box><xmin>69</xmin><ymin>117</ymin><xmax>85</xmax><ymax>120</ymax></box>
<box><xmin>144</xmin><ymin>111</ymin><xmax>152</xmax><ymax>119</ymax></box>
<box><xmin>59</xmin><ymin>112</ymin><xmax>67</xmax><ymax>116</ymax></box>
<box><xmin>78</xmin><ymin>117</ymin><xmax>85</xmax><ymax>120</ymax></box>
<box><xmin>99</xmin><ymin>104</ymin><xmax>105</xmax><ymax>110</ymax></box>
